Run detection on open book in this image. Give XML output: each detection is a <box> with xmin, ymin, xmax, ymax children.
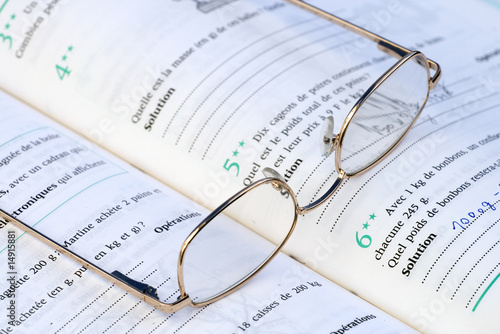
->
<box><xmin>1</xmin><ymin>0</ymin><xmax>499</xmax><ymax>332</ymax></box>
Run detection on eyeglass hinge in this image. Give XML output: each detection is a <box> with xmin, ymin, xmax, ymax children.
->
<box><xmin>111</xmin><ymin>270</ymin><xmax>159</xmax><ymax>300</ymax></box>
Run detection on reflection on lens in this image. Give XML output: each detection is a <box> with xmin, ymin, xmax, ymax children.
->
<box><xmin>340</xmin><ymin>53</ymin><xmax>430</xmax><ymax>175</ymax></box>
<box><xmin>181</xmin><ymin>180</ymin><xmax>296</xmax><ymax>304</ymax></box>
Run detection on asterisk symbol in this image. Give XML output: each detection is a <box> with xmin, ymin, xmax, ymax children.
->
<box><xmin>362</xmin><ymin>222</ymin><xmax>370</xmax><ymax>229</ymax></box>
<box><xmin>232</xmin><ymin>150</ymin><xmax>239</xmax><ymax>157</ymax></box>
<box><xmin>369</xmin><ymin>213</ymin><xmax>376</xmax><ymax>220</ymax></box>
<box><xmin>239</xmin><ymin>140</ymin><xmax>245</xmax><ymax>147</ymax></box>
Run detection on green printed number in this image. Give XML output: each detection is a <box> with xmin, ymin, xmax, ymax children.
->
<box><xmin>356</xmin><ymin>231</ymin><xmax>372</xmax><ymax>248</ymax></box>
<box><xmin>0</xmin><ymin>3</ymin><xmax>15</xmax><ymax>50</ymax></box>
<box><xmin>0</xmin><ymin>0</ymin><xmax>10</xmax><ymax>13</ymax></box>
<box><xmin>224</xmin><ymin>159</ymin><xmax>239</xmax><ymax>176</ymax></box>
<box><xmin>56</xmin><ymin>64</ymin><xmax>71</xmax><ymax>80</ymax></box>
<box><xmin>0</xmin><ymin>33</ymin><xmax>12</xmax><ymax>49</ymax></box>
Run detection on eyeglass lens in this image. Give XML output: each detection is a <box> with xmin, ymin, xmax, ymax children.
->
<box><xmin>181</xmin><ymin>180</ymin><xmax>296</xmax><ymax>303</ymax></box>
<box><xmin>340</xmin><ymin>53</ymin><xmax>430</xmax><ymax>175</ymax></box>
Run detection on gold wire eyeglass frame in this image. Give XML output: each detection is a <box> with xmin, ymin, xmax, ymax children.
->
<box><xmin>0</xmin><ymin>0</ymin><xmax>441</xmax><ymax>313</ymax></box>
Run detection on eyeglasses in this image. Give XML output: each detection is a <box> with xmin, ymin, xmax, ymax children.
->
<box><xmin>0</xmin><ymin>1</ymin><xmax>441</xmax><ymax>313</ymax></box>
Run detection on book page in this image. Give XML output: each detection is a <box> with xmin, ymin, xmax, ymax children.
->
<box><xmin>0</xmin><ymin>0</ymin><xmax>499</xmax><ymax>333</ymax></box>
<box><xmin>0</xmin><ymin>92</ymin><xmax>416</xmax><ymax>332</ymax></box>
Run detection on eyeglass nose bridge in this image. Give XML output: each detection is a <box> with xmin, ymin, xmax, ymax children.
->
<box><xmin>297</xmin><ymin>169</ymin><xmax>346</xmax><ymax>215</ymax></box>
<box><xmin>261</xmin><ymin>165</ymin><xmax>346</xmax><ymax>215</ymax></box>
<box><xmin>262</xmin><ymin>115</ymin><xmax>346</xmax><ymax>216</ymax></box>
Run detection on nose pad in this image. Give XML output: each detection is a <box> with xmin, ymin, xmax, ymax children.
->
<box><xmin>320</xmin><ymin>116</ymin><xmax>336</xmax><ymax>157</ymax></box>
<box><xmin>262</xmin><ymin>167</ymin><xmax>290</xmax><ymax>197</ymax></box>
<box><xmin>262</xmin><ymin>167</ymin><xmax>285</xmax><ymax>182</ymax></box>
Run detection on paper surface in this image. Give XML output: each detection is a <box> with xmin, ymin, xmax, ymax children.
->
<box><xmin>0</xmin><ymin>0</ymin><xmax>499</xmax><ymax>333</ymax></box>
<box><xmin>0</xmin><ymin>89</ymin><xmax>414</xmax><ymax>332</ymax></box>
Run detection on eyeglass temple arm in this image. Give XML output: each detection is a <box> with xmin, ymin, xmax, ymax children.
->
<box><xmin>0</xmin><ymin>209</ymin><xmax>189</xmax><ymax>313</ymax></box>
<box><xmin>284</xmin><ymin>0</ymin><xmax>442</xmax><ymax>88</ymax></box>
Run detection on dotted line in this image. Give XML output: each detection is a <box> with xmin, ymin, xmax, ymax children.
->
<box><xmin>436</xmin><ymin>213</ymin><xmax>498</xmax><ymax>292</ymax></box>
<box><xmin>54</xmin><ymin>261</ymin><xmax>145</xmax><ymax>333</ymax></box>
<box><xmin>116</xmin><ymin>275</ymin><xmax>174</xmax><ymax>334</ymax></box>
<box><xmin>165</xmin><ymin>288</ymin><xmax>180</xmax><ymax>302</ymax></box>
<box><xmin>309</xmin><ymin>171</ymin><xmax>336</xmax><ymax>202</ymax></box>
<box><xmin>163</xmin><ymin>17</ymin><xmax>317</xmax><ymax>138</ymax></box>
<box><xmin>54</xmin><ymin>286</ymin><xmax>114</xmax><ymax>334</ymax></box>
<box><xmin>76</xmin><ymin>294</ymin><xmax>128</xmax><ymax>334</ymax></box>
<box><xmin>199</xmin><ymin>37</ymin><xmax>357</xmax><ymax>159</ymax></box>
<box><xmin>156</xmin><ymin>277</ymin><xmax>171</xmax><ymax>288</ymax></box>
<box><xmin>317</xmin><ymin>178</ymin><xmax>348</xmax><ymax>227</ymax></box>
<box><xmin>331</xmin><ymin>154</ymin><xmax>389</xmax><ymax>231</ymax></box>
<box><xmin>421</xmin><ymin>225</ymin><xmax>468</xmax><ymax>284</ymax></box>
<box><xmin>329</xmin><ymin>103</ymin><xmax>466</xmax><ymax>228</ymax></box>
<box><xmin>296</xmin><ymin>156</ymin><xmax>327</xmax><ymax>195</ymax></box>
<box><xmin>110</xmin><ymin>275</ymin><xmax>173</xmax><ymax>333</ymax></box>
<box><xmin>197</xmin><ymin>33</ymin><xmax>348</xmax><ymax>156</ymax></box>
<box><xmin>193</xmin><ymin>31</ymin><xmax>343</xmax><ymax>153</ymax></box>
<box><xmin>142</xmin><ymin>268</ymin><xmax>157</xmax><ymax>280</ymax></box>
<box><xmin>345</xmin><ymin>86</ymin><xmax>489</xmax><ymax>162</ymax></box>
<box><xmin>125</xmin><ymin>309</ymin><xmax>156</xmax><ymax>334</ymax></box>
<box><xmin>339</xmin><ymin>82</ymin><xmax>487</xmax><ymax>163</ymax></box>
<box><xmin>147</xmin><ymin>314</ymin><xmax>176</xmax><ymax>334</ymax></box>
<box><xmin>198</xmin><ymin>32</ymin><xmax>489</xmax><ymax>165</ymax></box>
<box><xmin>332</xmin><ymin>100</ymin><xmax>500</xmax><ymax>233</ymax></box>
<box><xmin>452</xmin><ymin>239</ymin><xmax>500</xmax><ymax>300</ymax></box>
<box><xmin>172</xmin><ymin>306</ymin><xmax>209</xmax><ymax>334</ymax></box>
<box><xmin>102</xmin><ymin>301</ymin><xmax>141</xmax><ymax>333</ymax></box>
<box><xmin>466</xmin><ymin>262</ymin><xmax>500</xmax><ymax>309</ymax></box>
<box><xmin>423</xmin><ymin>200</ymin><xmax>500</xmax><ymax>285</ymax></box>
<box><xmin>175</xmin><ymin>22</ymin><xmax>332</xmax><ymax>145</ymax></box>
<box><xmin>127</xmin><ymin>261</ymin><xmax>145</xmax><ymax>274</ymax></box>
<box><xmin>125</xmin><ymin>278</ymin><xmax>172</xmax><ymax>334</ymax></box>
